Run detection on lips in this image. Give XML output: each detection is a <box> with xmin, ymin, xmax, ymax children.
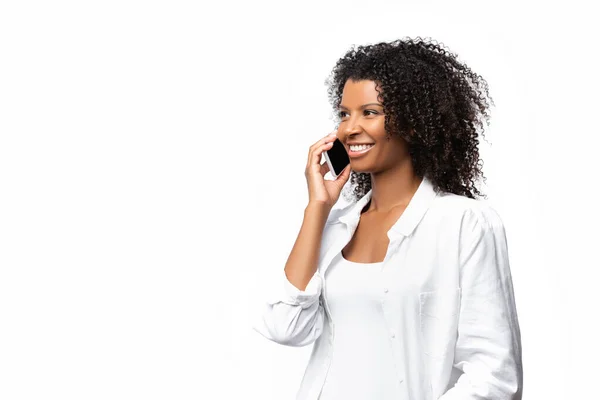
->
<box><xmin>348</xmin><ymin>144</ymin><xmax>375</xmax><ymax>158</ymax></box>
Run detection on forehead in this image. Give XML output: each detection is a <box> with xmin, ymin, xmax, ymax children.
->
<box><xmin>341</xmin><ymin>79</ymin><xmax>382</xmax><ymax>104</ymax></box>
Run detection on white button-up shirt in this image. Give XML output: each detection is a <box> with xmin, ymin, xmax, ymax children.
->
<box><xmin>252</xmin><ymin>176</ymin><xmax>523</xmax><ymax>400</ymax></box>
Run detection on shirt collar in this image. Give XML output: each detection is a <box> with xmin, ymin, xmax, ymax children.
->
<box><xmin>338</xmin><ymin>175</ymin><xmax>438</xmax><ymax>240</ymax></box>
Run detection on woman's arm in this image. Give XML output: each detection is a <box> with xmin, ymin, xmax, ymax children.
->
<box><xmin>439</xmin><ymin>207</ymin><xmax>523</xmax><ymax>399</ymax></box>
<box><xmin>251</xmin><ymin>202</ymin><xmax>331</xmax><ymax>347</ymax></box>
<box><xmin>284</xmin><ymin>202</ymin><xmax>330</xmax><ymax>291</ymax></box>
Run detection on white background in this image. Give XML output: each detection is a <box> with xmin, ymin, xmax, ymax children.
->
<box><xmin>1</xmin><ymin>0</ymin><xmax>598</xmax><ymax>399</ymax></box>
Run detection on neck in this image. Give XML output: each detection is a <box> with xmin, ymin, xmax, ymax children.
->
<box><xmin>366</xmin><ymin>160</ymin><xmax>422</xmax><ymax>213</ymax></box>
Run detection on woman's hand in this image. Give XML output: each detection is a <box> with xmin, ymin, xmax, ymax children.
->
<box><xmin>304</xmin><ymin>130</ymin><xmax>351</xmax><ymax>208</ymax></box>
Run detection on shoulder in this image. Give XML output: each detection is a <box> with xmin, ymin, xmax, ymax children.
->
<box><xmin>430</xmin><ymin>191</ymin><xmax>506</xmax><ymax>232</ymax></box>
<box><xmin>425</xmin><ymin>193</ymin><xmax>510</xmax><ymax>271</ymax></box>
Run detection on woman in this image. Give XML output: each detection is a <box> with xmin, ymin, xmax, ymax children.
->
<box><xmin>252</xmin><ymin>37</ymin><xmax>523</xmax><ymax>400</ymax></box>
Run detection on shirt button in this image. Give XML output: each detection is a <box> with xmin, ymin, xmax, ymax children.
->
<box><xmin>384</xmin><ymin>288</ymin><xmax>389</xmax><ymax>293</ymax></box>
<box><xmin>391</xmin><ymin>332</ymin><xmax>395</xmax><ymax>338</ymax></box>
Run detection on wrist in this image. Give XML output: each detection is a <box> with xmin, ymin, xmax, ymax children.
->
<box><xmin>304</xmin><ymin>202</ymin><xmax>332</xmax><ymax>220</ymax></box>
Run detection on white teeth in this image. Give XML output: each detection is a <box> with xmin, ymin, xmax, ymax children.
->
<box><xmin>350</xmin><ymin>144</ymin><xmax>374</xmax><ymax>151</ymax></box>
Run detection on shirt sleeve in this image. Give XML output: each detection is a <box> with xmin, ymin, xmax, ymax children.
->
<box><xmin>439</xmin><ymin>207</ymin><xmax>523</xmax><ymax>400</ymax></box>
<box><xmin>279</xmin><ymin>268</ymin><xmax>323</xmax><ymax>307</ymax></box>
<box><xmin>251</xmin><ymin>268</ymin><xmax>325</xmax><ymax>347</ymax></box>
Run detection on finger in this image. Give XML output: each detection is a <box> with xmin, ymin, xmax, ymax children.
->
<box><xmin>342</xmin><ymin>164</ymin><xmax>351</xmax><ymax>178</ymax></box>
<box><xmin>309</xmin><ymin>130</ymin><xmax>338</xmax><ymax>152</ymax></box>
<box><xmin>320</xmin><ymin>160</ymin><xmax>329</xmax><ymax>176</ymax></box>
<box><xmin>307</xmin><ymin>130</ymin><xmax>338</xmax><ymax>169</ymax></box>
<box><xmin>335</xmin><ymin>164</ymin><xmax>351</xmax><ymax>181</ymax></box>
<box><xmin>310</xmin><ymin>141</ymin><xmax>333</xmax><ymax>168</ymax></box>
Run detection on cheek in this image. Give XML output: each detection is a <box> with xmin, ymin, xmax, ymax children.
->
<box><xmin>337</xmin><ymin>118</ymin><xmax>387</xmax><ymax>135</ymax></box>
<box><xmin>370</xmin><ymin>119</ymin><xmax>388</xmax><ymax>136</ymax></box>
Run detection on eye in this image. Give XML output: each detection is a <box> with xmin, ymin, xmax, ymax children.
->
<box><xmin>338</xmin><ymin>110</ymin><xmax>379</xmax><ymax>118</ymax></box>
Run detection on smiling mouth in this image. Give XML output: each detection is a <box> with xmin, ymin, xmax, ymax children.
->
<box><xmin>348</xmin><ymin>144</ymin><xmax>375</xmax><ymax>157</ymax></box>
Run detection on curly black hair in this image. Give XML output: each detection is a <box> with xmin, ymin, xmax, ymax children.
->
<box><xmin>325</xmin><ymin>37</ymin><xmax>493</xmax><ymax>202</ymax></box>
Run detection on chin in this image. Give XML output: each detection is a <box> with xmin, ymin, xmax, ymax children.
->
<box><xmin>349</xmin><ymin>164</ymin><xmax>373</xmax><ymax>174</ymax></box>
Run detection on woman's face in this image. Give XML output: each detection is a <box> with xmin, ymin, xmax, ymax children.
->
<box><xmin>337</xmin><ymin>79</ymin><xmax>410</xmax><ymax>174</ymax></box>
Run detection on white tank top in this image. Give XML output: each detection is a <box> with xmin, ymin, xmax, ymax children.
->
<box><xmin>318</xmin><ymin>251</ymin><xmax>403</xmax><ymax>400</ymax></box>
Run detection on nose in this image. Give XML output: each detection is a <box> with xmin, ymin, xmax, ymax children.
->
<box><xmin>339</xmin><ymin>117</ymin><xmax>363</xmax><ymax>141</ymax></box>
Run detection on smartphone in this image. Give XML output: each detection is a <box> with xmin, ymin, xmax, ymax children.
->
<box><xmin>323</xmin><ymin>137</ymin><xmax>350</xmax><ymax>179</ymax></box>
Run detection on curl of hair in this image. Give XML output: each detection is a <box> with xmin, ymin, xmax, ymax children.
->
<box><xmin>324</xmin><ymin>37</ymin><xmax>493</xmax><ymax>202</ymax></box>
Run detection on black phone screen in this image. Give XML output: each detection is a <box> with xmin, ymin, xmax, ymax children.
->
<box><xmin>327</xmin><ymin>138</ymin><xmax>350</xmax><ymax>176</ymax></box>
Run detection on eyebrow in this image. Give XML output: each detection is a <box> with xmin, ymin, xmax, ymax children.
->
<box><xmin>338</xmin><ymin>103</ymin><xmax>383</xmax><ymax>110</ymax></box>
